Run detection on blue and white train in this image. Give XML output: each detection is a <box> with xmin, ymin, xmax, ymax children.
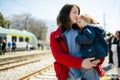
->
<box><xmin>0</xmin><ymin>27</ymin><xmax>38</xmax><ymax>50</ymax></box>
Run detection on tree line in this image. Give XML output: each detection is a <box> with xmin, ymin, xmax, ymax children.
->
<box><xmin>0</xmin><ymin>12</ymin><xmax>48</xmax><ymax>40</ymax></box>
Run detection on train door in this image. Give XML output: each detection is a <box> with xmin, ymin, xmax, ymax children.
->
<box><xmin>0</xmin><ymin>34</ymin><xmax>6</xmax><ymax>43</ymax></box>
<box><xmin>0</xmin><ymin>34</ymin><xmax>6</xmax><ymax>54</ymax></box>
<box><xmin>0</xmin><ymin>35</ymin><xmax>2</xmax><ymax>54</ymax></box>
<box><xmin>0</xmin><ymin>36</ymin><xmax>2</xmax><ymax>44</ymax></box>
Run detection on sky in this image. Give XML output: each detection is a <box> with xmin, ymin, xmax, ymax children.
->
<box><xmin>0</xmin><ymin>0</ymin><xmax>120</xmax><ymax>34</ymax></box>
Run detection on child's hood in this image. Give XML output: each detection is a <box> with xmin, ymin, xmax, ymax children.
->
<box><xmin>86</xmin><ymin>24</ymin><xmax>106</xmax><ymax>38</ymax></box>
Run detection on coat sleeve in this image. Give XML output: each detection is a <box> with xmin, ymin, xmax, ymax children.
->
<box><xmin>50</xmin><ymin>32</ymin><xmax>83</xmax><ymax>69</ymax></box>
<box><xmin>75</xmin><ymin>28</ymin><xmax>96</xmax><ymax>45</ymax></box>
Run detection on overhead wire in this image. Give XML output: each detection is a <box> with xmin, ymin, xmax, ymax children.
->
<box><xmin>10</xmin><ymin>0</ymin><xmax>41</xmax><ymax>15</ymax></box>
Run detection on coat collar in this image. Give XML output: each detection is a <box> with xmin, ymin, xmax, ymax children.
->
<box><xmin>54</xmin><ymin>26</ymin><xmax>64</xmax><ymax>39</ymax></box>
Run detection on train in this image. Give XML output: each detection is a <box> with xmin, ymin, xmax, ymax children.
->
<box><xmin>0</xmin><ymin>27</ymin><xmax>38</xmax><ymax>50</ymax></box>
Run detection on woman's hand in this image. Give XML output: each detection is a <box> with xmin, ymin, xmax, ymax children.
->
<box><xmin>91</xmin><ymin>59</ymin><xmax>100</xmax><ymax>65</ymax></box>
<box><xmin>81</xmin><ymin>57</ymin><xmax>97</xmax><ymax>69</ymax></box>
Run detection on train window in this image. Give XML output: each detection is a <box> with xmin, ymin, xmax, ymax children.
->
<box><xmin>19</xmin><ymin>37</ymin><xmax>23</xmax><ymax>42</ymax></box>
<box><xmin>3</xmin><ymin>37</ymin><xmax>6</xmax><ymax>40</ymax></box>
<box><xmin>25</xmin><ymin>37</ymin><xmax>29</xmax><ymax>42</ymax></box>
<box><xmin>12</xmin><ymin>36</ymin><xmax>17</xmax><ymax>42</ymax></box>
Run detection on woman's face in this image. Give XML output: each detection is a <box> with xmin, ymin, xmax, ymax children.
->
<box><xmin>115</xmin><ymin>31</ymin><xmax>120</xmax><ymax>38</ymax></box>
<box><xmin>69</xmin><ymin>6</ymin><xmax>79</xmax><ymax>24</ymax></box>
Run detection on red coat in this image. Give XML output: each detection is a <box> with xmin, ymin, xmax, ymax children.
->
<box><xmin>50</xmin><ymin>27</ymin><xmax>105</xmax><ymax>80</ymax></box>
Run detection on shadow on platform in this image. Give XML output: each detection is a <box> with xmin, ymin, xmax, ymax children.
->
<box><xmin>103</xmin><ymin>65</ymin><xmax>113</xmax><ymax>72</ymax></box>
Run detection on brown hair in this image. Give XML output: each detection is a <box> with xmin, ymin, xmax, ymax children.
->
<box><xmin>57</xmin><ymin>4</ymin><xmax>80</xmax><ymax>31</ymax></box>
<box><xmin>79</xmin><ymin>14</ymin><xmax>97</xmax><ymax>24</ymax></box>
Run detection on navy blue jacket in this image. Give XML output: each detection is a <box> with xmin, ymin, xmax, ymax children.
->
<box><xmin>75</xmin><ymin>24</ymin><xmax>108</xmax><ymax>60</ymax></box>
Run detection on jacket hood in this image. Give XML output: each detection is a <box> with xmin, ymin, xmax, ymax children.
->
<box><xmin>86</xmin><ymin>24</ymin><xmax>106</xmax><ymax>38</ymax></box>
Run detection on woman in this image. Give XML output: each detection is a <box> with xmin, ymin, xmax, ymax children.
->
<box><xmin>111</xmin><ymin>31</ymin><xmax>120</xmax><ymax>77</ymax></box>
<box><xmin>50</xmin><ymin>4</ymin><xmax>103</xmax><ymax>80</ymax></box>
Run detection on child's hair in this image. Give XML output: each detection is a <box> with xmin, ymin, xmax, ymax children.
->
<box><xmin>79</xmin><ymin>14</ymin><xmax>97</xmax><ymax>24</ymax></box>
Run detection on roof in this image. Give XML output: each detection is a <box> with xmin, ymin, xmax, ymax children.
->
<box><xmin>0</xmin><ymin>27</ymin><xmax>34</xmax><ymax>36</ymax></box>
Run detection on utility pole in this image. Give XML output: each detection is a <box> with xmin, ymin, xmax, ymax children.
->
<box><xmin>25</xmin><ymin>16</ymin><xmax>28</xmax><ymax>31</ymax></box>
<box><xmin>119</xmin><ymin>6</ymin><xmax>120</xmax><ymax>24</ymax></box>
<box><xmin>103</xmin><ymin>13</ymin><xmax>106</xmax><ymax>30</ymax></box>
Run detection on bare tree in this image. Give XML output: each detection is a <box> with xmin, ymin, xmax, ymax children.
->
<box><xmin>10</xmin><ymin>13</ymin><xmax>48</xmax><ymax>41</ymax></box>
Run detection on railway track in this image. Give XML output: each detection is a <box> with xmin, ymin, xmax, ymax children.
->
<box><xmin>0</xmin><ymin>50</ymin><xmax>55</xmax><ymax>80</ymax></box>
<box><xmin>20</xmin><ymin>65</ymin><xmax>120</xmax><ymax>80</ymax></box>
<box><xmin>20</xmin><ymin>65</ymin><xmax>57</xmax><ymax>80</ymax></box>
<box><xmin>0</xmin><ymin>53</ymin><xmax>51</xmax><ymax>72</ymax></box>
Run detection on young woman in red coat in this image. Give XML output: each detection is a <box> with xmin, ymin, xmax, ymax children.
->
<box><xmin>50</xmin><ymin>4</ymin><xmax>104</xmax><ymax>80</ymax></box>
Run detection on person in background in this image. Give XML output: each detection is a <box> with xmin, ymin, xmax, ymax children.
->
<box><xmin>2</xmin><ymin>39</ymin><xmax>6</xmax><ymax>55</ymax></box>
<box><xmin>50</xmin><ymin>4</ymin><xmax>101</xmax><ymax>80</ymax></box>
<box><xmin>7</xmin><ymin>41</ymin><xmax>12</xmax><ymax>53</ymax></box>
<box><xmin>110</xmin><ymin>31</ymin><xmax>120</xmax><ymax>77</ymax></box>
<box><xmin>38</xmin><ymin>43</ymin><xmax>44</xmax><ymax>50</ymax></box>
<box><xmin>106</xmin><ymin>32</ymin><xmax>114</xmax><ymax>66</ymax></box>
<box><xmin>106</xmin><ymin>32</ymin><xmax>113</xmax><ymax>40</ymax></box>
<box><xmin>0</xmin><ymin>43</ymin><xmax>2</xmax><ymax>55</ymax></box>
<box><xmin>38</xmin><ymin>43</ymin><xmax>40</xmax><ymax>49</ymax></box>
<box><xmin>75</xmin><ymin>14</ymin><xmax>107</xmax><ymax>78</ymax></box>
<box><xmin>12</xmin><ymin>40</ymin><xmax>16</xmax><ymax>52</ymax></box>
<box><xmin>40</xmin><ymin>43</ymin><xmax>44</xmax><ymax>50</ymax></box>
<box><xmin>26</xmin><ymin>42</ymin><xmax>30</xmax><ymax>52</ymax></box>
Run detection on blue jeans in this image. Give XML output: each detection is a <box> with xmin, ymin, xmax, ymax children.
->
<box><xmin>81</xmin><ymin>68</ymin><xmax>100</xmax><ymax>80</ymax></box>
<box><xmin>67</xmin><ymin>68</ymin><xmax>100</xmax><ymax>80</ymax></box>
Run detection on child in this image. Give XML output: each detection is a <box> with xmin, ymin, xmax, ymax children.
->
<box><xmin>75</xmin><ymin>14</ymin><xmax>108</xmax><ymax>77</ymax></box>
<box><xmin>76</xmin><ymin>14</ymin><xmax>108</xmax><ymax>60</ymax></box>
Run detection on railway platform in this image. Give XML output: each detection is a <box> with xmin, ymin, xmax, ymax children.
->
<box><xmin>0</xmin><ymin>50</ymin><xmax>120</xmax><ymax>80</ymax></box>
<box><xmin>100</xmin><ymin>56</ymin><xmax>120</xmax><ymax>80</ymax></box>
<box><xmin>0</xmin><ymin>50</ymin><xmax>50</xmax><ymax>60</ymax></box>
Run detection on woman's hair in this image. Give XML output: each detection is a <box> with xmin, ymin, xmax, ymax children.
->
<box><xmin>79</xmin><ymin>14</ymin><xmax>97</xmax><ymax>24</ymax></box>
<box><xmin>57</xmin><ymin>4</ymin><xmax>80</xmax><ymax>31</ymax></box>
<box><xmin>117</xmin><ymin>31</ymin><xmax>120</xmax><ymax>38</ymax></box>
